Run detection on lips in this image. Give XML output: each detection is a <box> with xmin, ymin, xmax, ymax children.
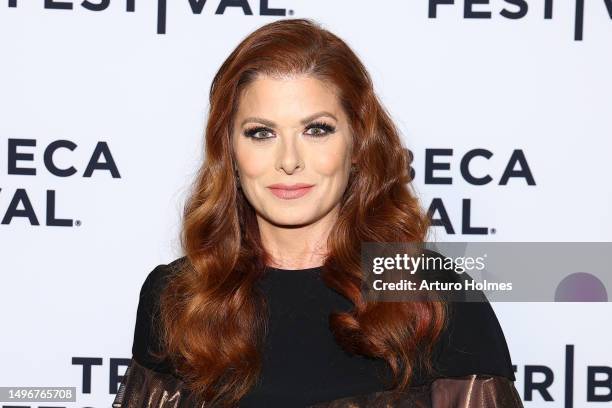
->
<box><xmin>267</xmin><ymin>183</ymin><xmax>314</xmax><ymax>200</ymax></box>
<box><xmin>268</xmin><ymin>183</ymin><xmax>314</xmax><ymax>190</ymax></box>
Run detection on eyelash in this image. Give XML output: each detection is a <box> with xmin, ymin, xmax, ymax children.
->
<box><xmin>243</xmin><ymin>121</ymin><xmax>336</xmax><ymax>141</ymax></box>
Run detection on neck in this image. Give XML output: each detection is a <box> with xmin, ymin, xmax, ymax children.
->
<box><xmin>257</xmin><ymin>205</ymin><xmax>339</xmax><ymax>270</ymax></box>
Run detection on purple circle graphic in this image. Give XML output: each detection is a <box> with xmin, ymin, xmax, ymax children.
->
<box><xmin>555</xmin><ymin>272</ymin><xmax>608</xmax><ymax>302</ymax></box>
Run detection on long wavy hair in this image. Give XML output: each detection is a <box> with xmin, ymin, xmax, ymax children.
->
<box><xmin>156</xmin><ymin>18</ymin><xmax>447</xmax><ymax>407</ymax></box>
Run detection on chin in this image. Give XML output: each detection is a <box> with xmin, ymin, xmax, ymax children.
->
<box><xmin>265</xmin><ymin>211</ymin><xmax>316</xmax><ymax>228</ymax></box>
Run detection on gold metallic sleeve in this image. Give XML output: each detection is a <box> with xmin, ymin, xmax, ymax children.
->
<box><xmin>429</xmin><ymin>374</ymin><xmax>524</xmax><ymax>408</ymax></box>
<box><xmin>113</xmin><ymin>360</ymin><xmax>523</xmax><ymax>407</ymax></box>
<box><xmin>308</xmin><ymin>375</ymin><xmax>524</xmax><ymax>408</ymax></box>
<box><xmin>112</xmin><ymin>358</ymin><xmax>206</xmax><ymax>408</ymax></box>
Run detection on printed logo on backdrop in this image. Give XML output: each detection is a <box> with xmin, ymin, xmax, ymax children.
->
<box><xmin>6</xmin><ymin>0</ymin><xmax>291</xmax><ymax>34</ymax></box>
<box><xmin>0</xmin><ymin>138</ymin><xmax>120</xmax><ymax>227</ymax></box>
<box><xmin>0</xmin><ymin>143</ymin><xmax>535</xmax><ymax>231</ymax></box>
<box><xmin>406</xmin><ymin>148</ymin><xmax>536</xmax><ymax>235</ymax></box>
<box><xmin>64</xmin><ymin>346</ymin><xmax>611</xmax><ymax>408</ymax></box>
<box><xmin>5</xmin><ymin>1</ymin><xmax>611</xmax><ymax>39</ymax></box>
<box><xmin>516</xmin><ymin>345</ymin><xmax>612</xmax><ymax>407</ymax></box>
<box><xmin>428</xmin><ymin>0</ymin><xmax>612</xmax><ymax>41</ymax></box>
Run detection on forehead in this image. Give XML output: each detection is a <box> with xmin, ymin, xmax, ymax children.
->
<box><xmin>235</xmin><ymin>74</ymin><xmax>343</xmax><ymax>123</ymax></box>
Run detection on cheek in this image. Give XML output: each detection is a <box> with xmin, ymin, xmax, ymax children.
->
<box><xmin>234</xmin><ymin>143</ymin><xmax>270</xmax><ymax>178</ymax></box>
<box><xmin>311</xmin><ymin>138</ymin><xmax>351</xmax><ymax>176</ymax></box>
<box><xmin>312</xmin><ymin>154</ymin><xmax>346</xmax><ymax>176</ymax></box>
<box><xmin>242</xmin><ymin>160</ymin><xmax>269</xmax><ymax>179</ymax></box>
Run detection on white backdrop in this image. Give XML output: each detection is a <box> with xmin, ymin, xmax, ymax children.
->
<box><xmin>1</xmin><ymin>1</ymin><xmax>611</xmax><ymax>407</ymax></box>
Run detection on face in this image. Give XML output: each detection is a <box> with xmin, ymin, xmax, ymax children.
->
<box><xmin>231</xmin><ymin>74</ymin><xmax>354</xmax><ymax>227</ymax></box>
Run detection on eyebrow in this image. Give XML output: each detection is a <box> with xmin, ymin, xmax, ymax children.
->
<box><xmin>240</xmin><ymin>111</ymin><xmax>338</xmax><ymax>128</ymax></box>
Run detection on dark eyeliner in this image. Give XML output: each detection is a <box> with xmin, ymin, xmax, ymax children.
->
<box><xmin>243</xmin><ymin>126</ymin><xmax>274</xmax><ymax>140</ymax></box>
<box><xmin>305</xmin><ymin>121</ymin><xmax>336</xmax><ymax>136</ymax></box>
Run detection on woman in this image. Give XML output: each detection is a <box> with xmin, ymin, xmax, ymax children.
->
<box><xmin>113</xmin><ymin>18</ymin><xmax>523</xmax><ymax>408</ymax></box>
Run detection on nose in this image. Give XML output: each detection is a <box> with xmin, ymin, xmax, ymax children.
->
<box><xmin>276</xmin><ymin>132</ymin><xmax>303</xmax><ymax>174</ymax></box>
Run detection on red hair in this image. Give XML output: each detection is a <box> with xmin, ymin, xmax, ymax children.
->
<box><xmin>156</xmin><ymin>18</ymin><xmax>446</xmax><ymax>407</ymax></box>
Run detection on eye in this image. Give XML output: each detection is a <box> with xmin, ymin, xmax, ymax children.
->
<box><xmin>243</xmin><ymin>126</ymin><xmax>274</xmax><ymax>141</ymax></box>
<box><xmin>304</xmin><ymin>121</ymin><xmax>336</xmax><ymax>137</ymax></box>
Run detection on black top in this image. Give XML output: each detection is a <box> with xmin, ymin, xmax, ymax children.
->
<box><xmin>130</xmin><ymin>253</ymin><xmax>516</xmax><ymax>407</ymax></box>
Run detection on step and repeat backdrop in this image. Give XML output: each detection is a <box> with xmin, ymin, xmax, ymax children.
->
<box><xmin>1</xmin><ymin>1</ymin><xmax>611</xmax><ymax>407</ymax></box>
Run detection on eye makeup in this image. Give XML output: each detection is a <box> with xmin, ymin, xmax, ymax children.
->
<box><xmin>304</xmin><ymin>121</ymin><xmax>336</xmax><ymax>136</ymax></box>
<box><xmin>243</xmin><ymin>126</ymin><xmax>274</xmax><ymax>140</ymax></box>
<box><xmin>242</xmin><ymin>120</ymin><xmax>336</xmax><ymax>141</ymax></box>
